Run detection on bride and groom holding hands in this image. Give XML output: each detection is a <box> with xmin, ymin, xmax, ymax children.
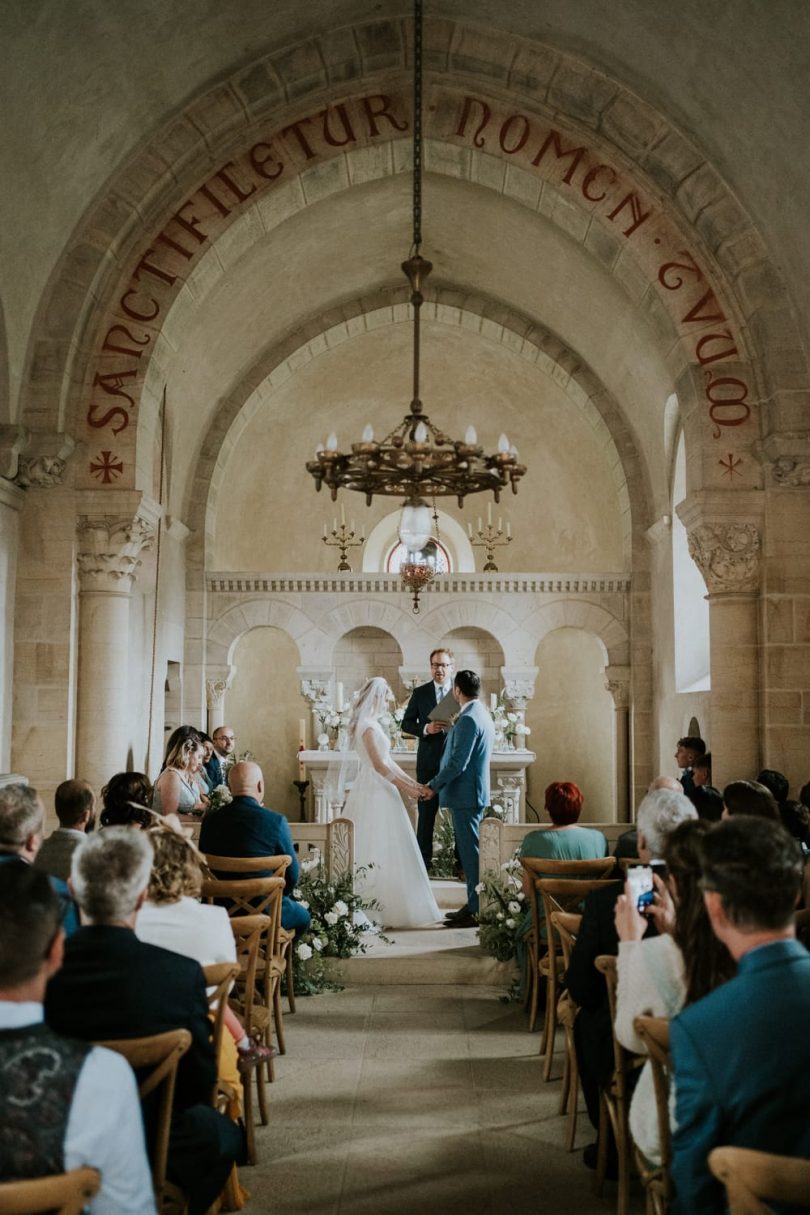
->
<box><xmin>340</xmin><ymin>649</ymin><xmax>495</xmax><ymax>930</ymax></box>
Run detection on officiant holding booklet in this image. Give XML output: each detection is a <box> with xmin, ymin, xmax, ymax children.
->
<box><xmin>402</xmin><ymin>649</ymin><xmax>458</xmax><ymax>873</ymax></box>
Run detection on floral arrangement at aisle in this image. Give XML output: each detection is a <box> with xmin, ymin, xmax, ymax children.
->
<box><xmin>475</xmin><ymin>851</ymin><xmax>525</xmax><ymax>963</ymax></box>
<box><xmin>286</xmin><ymin>856</ymin><xmax>386</xmax><ymax>995</ymax></box>
<box><xmin>431</xmin><ymin>803</ymin><xmax>506</xmax><ymax>879</ymax></box>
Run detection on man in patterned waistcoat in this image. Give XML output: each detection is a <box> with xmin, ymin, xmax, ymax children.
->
<box><xmin>0</xmin><ymin>864</ymin><xmax>155</xmax><ymax>1211</ymax></box>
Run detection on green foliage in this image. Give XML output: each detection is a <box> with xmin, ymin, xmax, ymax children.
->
<box><xmin>431</xmin><ymin>803</ymin><xmax>507</xmax><ymax>879</ymax></box>
<box><xmin>476</xmin><ymin>852</ymin><xmax>526</xmax><ymax>963</ymax></box>
<box><xmin>285</xmin><ymin>862</ymin><xmax>384</xmax><ymax>996</ymax></box>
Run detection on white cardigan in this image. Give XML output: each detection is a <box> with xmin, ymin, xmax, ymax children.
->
<box><xmin>135</xmin><ymin>896</ymin><xmax>236</xmax><ymax>968</ymax></box>
<box><xmin>615</xmin><ymin>934</ymin><xmax>686</xmax><ymax>1165</ymax></box>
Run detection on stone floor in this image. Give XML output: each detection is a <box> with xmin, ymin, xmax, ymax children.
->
<box><xmin>242</xmin><ymin>922</ymin><xmax>645</xmax><ymax>1214</ymax></box>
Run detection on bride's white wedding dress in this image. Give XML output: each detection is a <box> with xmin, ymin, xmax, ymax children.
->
<box><xmin>341</xmin><ymin>721</ymin><xmax>441</xmax><ymax>929</ymax></box>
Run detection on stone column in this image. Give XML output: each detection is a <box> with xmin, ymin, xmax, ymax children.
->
<box><xmin>684</xmin><ymin>514</ymin><xmax>762</xmax><ymax>786</ymax></box>
<box><xmin>605</xmin><ymin>665</ymin><xmax>631</xmax><ymax>821</ymax></box>
<box><xmin>0</xmin><ymin>474</ymin><xmax>24</xmax><ymax>771</ymax></box>
<box><xmin>206</xmin><ymin>669</ymin><xmax>233</xmax><ymax>733</ymax></box>
<box><xmin>76</xmin><ymin>514</ymin><xmax>154</xmax><ymax>789</ymax></box>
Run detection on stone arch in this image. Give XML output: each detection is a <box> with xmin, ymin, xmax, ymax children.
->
<box><xmin>318</xmin><ymin>598</ymin><xmax>417</xmax><ymax>648</ymax></box>
<box><xmin>206</xmin><ymin>598</ymin><xmax>316</xmax><ymax>668</ymax></box>
<box><xmin>415</xmin><ymin>598</ymin><xmax>524</xmax><ymax>666</ymax></box>
<box><xmin>17</xmin><ymin>16</ymin><xmax>802</xmax><ymax>505</ymax></box>
<box><xmin>189</xmin><ymin>290</ymin><xmax>645</xmax><ymax>579</ymax></box>
<box><xmin>523</xmin><ymin>599</ymin><xmax>629</xmax><ymax>666</ymax></box>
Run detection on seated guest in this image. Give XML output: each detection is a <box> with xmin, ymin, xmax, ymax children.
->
<box><xmin>0</xmin><ymin>783</ymin><xmax>78</xmax><ymax>935</ymax></box>
<box><xmin>100</xmin><ymin>771</ymin><xmax>153</xmax><ymax>829</ymax></box>
<box><xmin>200</xmin><ymin>760</ymin><xmax>311</xmax><ymax>938</ymax></box>
<box><xmin>756</xmin><ymin>767</ymin><xmax>789</xmax><ymax>808</ymax></box>
<box><xmin>153</xmin><ymin>734</ymin><xmax>208</xmax><ymax>819</ymax></box>
<box><xmin>34</xmin><ymin>779</ymin><xmax>96</xmax><ymax>881</ymax></box>
<box><xmin>519</xmin><ymin>781</ymin><xmax>608</xmax><ymax>933</ymax></box>
<box><xmin>566</xmin><ymin>786</ymin><xmax>696</xmax><ymax>1171</ymax></box>
<box><xmin>779</xmin><ymin>798</ymin><xmax>810</xmax><ymax>852</ymax></box>
<box><xmin>196</xmin><ymin>733</ymin><xmax>216</xmax><ymax>796</ymax></box>
<box><xmin>691</xmin><ymin>752</ymin><xmax>712</xmax><ymax>789</ymax></box>
<box><xmin>45</xmin><ymin>829</ymin><xmax>243</xmax><ymax>1215</ymax></box>
<box><xmin>671</xmin><ymin>816</ymin><xmax>810</xmax><ymax>1214</ymax></box>
<box><xmin>722</xmin><ymin>779</ymin><xmax>779</xmax><ymax>821</ymax></box>
<box><xmin>136</xmin><ymin>826</ymin><xmax>274</xmax><ymax>1071</ymax></box>
<box><xmin>688</xmin><ymin>785</ymin><xmax>723</xmax><ymax>822</ymax></box>
<box><xmin>675</xmin><ymin>736</ymin><xmax>706</xmax><ymax>796</ymax></box>
<box><xmin>206</xmin><ymin>726</ymin><xmax>236</xmax><ymax>791</ymax></box>
<box><xmin>0</xmin><ymin>865</ymin><xmax>155</xmax><ymax>1212</ymax></box>
<box><xmin>612</xmin><ymin>777</ymin><xmax>682</xmax><ymax>860</ymax></box>
<box><xmin>613</xmin><ymin>820</ymin><xmax>735</xmax><ymax>1165</ymax></box>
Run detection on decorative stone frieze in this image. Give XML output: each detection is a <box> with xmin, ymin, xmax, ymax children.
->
<box><xmin>686</xmin><ymin>522</ymin><xmax>761</xmax><ymax>595</ymax></box>
<box><xmin>76</xmin><ymin>515</ymin><xmax>155</xmax><ymax>592</ymax></box>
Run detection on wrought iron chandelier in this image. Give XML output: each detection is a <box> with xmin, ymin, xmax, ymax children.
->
<box><xmin>306</xmin><ymin>0</ymin><xmax>527</xmax><ymax>527</ymax></box>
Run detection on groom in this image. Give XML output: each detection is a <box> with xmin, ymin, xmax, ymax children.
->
<box><xmin>425</xmin><ymin>670</ymin><xmax>495</xmax><ymax>929</ymax></box>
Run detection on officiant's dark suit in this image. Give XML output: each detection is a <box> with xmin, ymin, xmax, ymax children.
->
<box><xmin>402</xmin><ymin>675</ymin><xmax>451</xmax><ymax>870</ymax></box>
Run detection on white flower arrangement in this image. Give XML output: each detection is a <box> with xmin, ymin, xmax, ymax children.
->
<box><xmin>207</xmin><ymin>784</ymin><xmax>232</xmax><ymax>812</ymax></box>
<box><xmin>324</xmin><ymin>910</ymin><xmax>339</xmax><ymax>927</ymax></box>
<box><xmin>297</xmin><ymin>942</ymin><xmax>313</xmax><ymax>961</ymax></box>
<box><xmin>478</xmin><ymin>848</ymin><xmax>526</xmax><ymax>963</ymax></box>
<box><xmin>333</xmin><ymin>899</ymin><xmax>349</xmax><ymax>918</ymax></box>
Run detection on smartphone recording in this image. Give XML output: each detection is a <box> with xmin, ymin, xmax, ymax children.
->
<box><xmin>627</xmin><ymin>864</ymin><xmax>654</xmax><ymax>912</ymax></box>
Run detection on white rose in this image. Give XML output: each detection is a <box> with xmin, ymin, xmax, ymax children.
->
<box><xmin>508</xmin><ymin>901</ymin><xmax>521</xmax><ymax>914</ymax></box>
<box><xmin>297</xmin><ymin>942</ymin><xmax>313</xmax><ymax>961</ymax></box>
<box><xmin>491</xmin><ymin>803</ymin><xmax>504</xmax><ymax>816</ymax></box>
<box><xmin>293</xmin><ymin>888</ymin><xmax>302</xmax><ymax>899</ymax></box>
<box><xmin>334</xmin><ymin>899</ymin><xmax>349</xmax><ymax>917</ymax></box>
<box><xmin>324</xmin><ymin>911</ymin><xmax>339</xmax><ymax>927</ymax></box>
<box><xmin>474</xmin><ymin>882</ymin><xmax>485</xmax><ymax>894</ymax></box>
<box><xmin>496</xmin><ymin>912</ymin><xmax>505</xmax><ymax>921</ymax></box>
<box><xmin>517</xmin><ymin>891</ymin><xmax>526</xmax><ymax>901</ymax></box>
<box><xmin>312</xmin><ymin>938</ymin><xmax>323</xmax><ymax>952</ymax></box>
<box><xmin>505</xmin><ymin>918</ymin><xmax>516</xmax><ymax>928</ymax></box>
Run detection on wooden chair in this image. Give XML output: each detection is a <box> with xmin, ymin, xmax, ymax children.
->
<box><xmin>0</xmin><ymin>1169</ymin><xmax>101</xmax><ymax>1214</ymax></box>
<box><xmin>95</xmin><ymin>1029</ymin><xmax>191</xmax><ymax>1212</ymax></box>
<box><xmin>203</xmin><ymin>853</ymin><xmax>297</xmax><ymax>1016</ymax></box>
<box><xmin>633</xmin><ymin>1015</ymin><xmax>672</xmax><ymax>1215</ymax></box>
<box><xmin>228</xmin><ymin>912</ymin><xmax>277</xmax><ymax>1165</ymax></box>
<box><xmin>594</xmin><ymin>954</ymin><xmax>645</xmax><ymax>1215</ymax></box>
<box><xmin>549</xmin><ymin>910</ymin><xmax>582</xmax><ymax>1151</ymax></box>
<box><xmin>520</xmin><ymin>856</ymin><xmax>616</xmax><ymax>1042</ymax></box>
<box><xmin>202</xmin><ymin>872</ymin><xmax>290</xmax><ymax>1059</ymax></box>
<box><xmin>202</xmin><ymin>961</ymin><xmax>241</xmax><ymax>1103</ymax></box>
<box><xmin>708</xmin><ymin>1146</ymin><xmax>810</xmax><ymax>1214</ymax></box>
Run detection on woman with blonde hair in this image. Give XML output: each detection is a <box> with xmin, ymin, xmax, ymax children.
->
<box><xmin>135</xmin><ymin>826</ymin><xmax>273</xmax><ymax>1071</ymax></box>
<box><xmin>152</xmin><ymin>733</ymin><xmax>208</xmax><ymax>818</ymax></box>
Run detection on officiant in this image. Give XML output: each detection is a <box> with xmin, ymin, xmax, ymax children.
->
<box><xmin>402</xmin><ymin>649</ymin><xmax>457</xmax><ymax>874</ymax></box>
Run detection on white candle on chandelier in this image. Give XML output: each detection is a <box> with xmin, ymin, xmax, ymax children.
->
<box><xmin>478</xmin><ymin>516</ymin><xmax>482</xmax><ymax>532</ymax></box>
<box><xmin>350</xmin><ymin>519</ymin><xmax>355</xmax><ymax>535</ymax></box>
<box><xmin>498</xmin><ymin>433</ymin><xmax>510</xmax><ymax>453</ymax></box>
<box><xmin>414</xmin><ymin>421</ymin><xmax>428</xmax><ymax>443</ymax></box>
<box><xmin>467</xmin><ymin>522</ymin><xmax>473</xmax><ymax>539</ymax></box>
<box><xmin>326</xmin><ymin>432</ymin><xmax>338</xmax><ymax>451</ymax></box>
<box><xmin>322</xmin><ymin>522</ymin><xmax>327</xmax><ymax>538</ymax></box>
<box><xmin>465</xmin><ymin>425</ymin><xmax>477</xmax><ymax>445</ymax></box>
<box><xmin>506</xmin><ymin>521</ymin><xmax>512</xmax><ymax>538</ymax></box>
<box><xmin>487</xmin><ymin>501</ymin><xmax>492</xmax><ymax>526</ymax></box>
<box><xmin>340</xmin><ymin>501</ymin><xmax>345</xmax><ymax>526</ymax></box>
<box><xmin>362</xmin><ymin>424</ymin><xmax>374</xmax><ymax>442</ymax></box>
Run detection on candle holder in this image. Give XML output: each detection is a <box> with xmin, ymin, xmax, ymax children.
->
<box><xmin>293</xmin><ymin>779</ymin><xmax>310</xmax><ymax>821</ymax></box>
<box><xmin>322</xmin><ymin>517</ymin><xmax>365</xmax><ymax>571</ymax></box>
<box><xmin>469</xmin><ymin>511</ymin><xmax>513</xmax><ymax>571</ymax></box>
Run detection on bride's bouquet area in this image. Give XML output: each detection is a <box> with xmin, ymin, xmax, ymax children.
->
<box><xmin>286</xmin><ymin>857</ymin><xmax>384</xmax><ymax>995</ymax></box>
<box><xmin>476</xmin><ymin>852</ymin><xmax>526</xmax><ymax>964</ymax></box>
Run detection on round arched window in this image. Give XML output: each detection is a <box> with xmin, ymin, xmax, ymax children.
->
<box><xmin>386</xmin><ymin>539</ymin><xmax>451</xmax><ymax>574</ymax></box>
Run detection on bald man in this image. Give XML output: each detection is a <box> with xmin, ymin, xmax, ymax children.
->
<box><xmin>199</xmin><ymin>761</ymin><xmax>310</xmax><ymax>936</ymax></box>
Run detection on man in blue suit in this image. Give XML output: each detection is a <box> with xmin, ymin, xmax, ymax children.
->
<box><xmin>670</xmin><ymin>815</ymin><xmax>810</xmax><ymax>1214</ymax></box>
<box><xmin>199</xmin><ymin>760</ymin><xmax>311</xmax><ymax>937</ymax></box>
<box><xmin>426</xmin><ymin>670</ymin><xmax>495</xmax><ymax>928</ymax></box>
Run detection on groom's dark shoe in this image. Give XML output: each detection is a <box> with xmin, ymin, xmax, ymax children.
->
<box><xmin>443</xmin><ymin>909</ymin><xmax>478</xmax><ymax>928</ymax></box>
<box><xmin>443</xmin><ymin>907</ymin><xmax>469</xmax><ymax>922</ymax></box>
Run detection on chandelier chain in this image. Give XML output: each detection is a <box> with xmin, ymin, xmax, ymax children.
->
<box><xmin>412</xmin><ymin>0</ymin><xmax>423</xmax><ymax>254</ymax></box>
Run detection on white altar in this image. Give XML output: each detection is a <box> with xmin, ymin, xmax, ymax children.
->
<box><xmin>298</xmin><ymin>748</ymin><xmax>536</xmax><ymax>824</ymax></box>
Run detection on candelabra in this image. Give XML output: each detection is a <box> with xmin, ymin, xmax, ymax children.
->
<box><xmin>322</xmin><ymin>508</ymin><xmax>365</xmax><ymax>571</ymax></box>
<box><xmin>468</xmin><ymin>505</ymin><xmax>513</xmax><ymax>571</ymax></box>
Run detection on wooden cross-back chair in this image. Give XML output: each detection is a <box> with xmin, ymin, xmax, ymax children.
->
<box><xmin>203</xmin><ymin>853</ymin><xmax>297</xmax><ymax>1014</ymax></box>
<box><xmin>228</xmin><ymin>911</ymin><xmax>279</xmax><ymax>1165</ymax></box>
<box><xmin>594</xmin><ymin>954</ymin><xmax>645</xmax><ymax>1215</ymax></box>
<box><xmin>549</xmin><ymin>910</ymin><xmax>582</xmax><ymax>1151</ymax></box>
<box><xmin>633</xmin><ymin>1015</ymin><xmax>672</xmax><ymax>1215</ymax></box>
<box><xmin>519</xmin><ymin>856</ymin><xmax>616</xmax><ymax>1043</ymax></box>
<box><xmin>95</xmin><ymin>1028</ymin><xmax>191</xmax><ymax>1213</ymax></box>
<box><xmin>708</xmin><ymin>1146</ymin><xmax>810</xmax><ymax>1214</ymax></box>
<box><xmin>0</xmin><ymin>1169</ymin><xmax>101</xmax><ymax>1214</ymax></box>
<box><xmin>202</xmin><ymin>961</ymin><xmax>241</xmax><ymax>1104</ymax></box>
<box><xmin>520</xmin><ymin>857</ymin><xmax>617</xmax><ymax>1079</ymax></box>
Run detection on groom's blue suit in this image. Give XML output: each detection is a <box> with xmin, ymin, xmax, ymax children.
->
<box><xmin>428</xmin><ymin>699</ymin><xmax>495</xmax><ymax>915</ymax></box>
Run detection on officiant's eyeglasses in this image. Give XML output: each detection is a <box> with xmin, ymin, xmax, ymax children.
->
<box><xmin>431</xmin><ymin>661</ymin><xmax>450</xmax><ymax>668</ymax></box>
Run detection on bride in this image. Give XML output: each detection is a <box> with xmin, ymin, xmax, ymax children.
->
<box><xmin>339</xmin><ymin>676</ymin><xmax>441</xmax><ymax>929</ymax></box>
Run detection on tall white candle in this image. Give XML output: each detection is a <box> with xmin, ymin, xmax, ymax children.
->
<box><xmin>467</xmin><ymin>522</ymin><xmax>473</xmax><ymax>538</ymax></box>
<box><xmin>506</xmin><ymin>521</ymin><xmax>512</xmax><ymax>539</ymax></box>
<box><xmin>336</xmin><ymin>681</ymin><xmax>344</xmax><ymax>710</ymax></box>
<box><xmin>490</xmin><ymin>692</ymin><xmax>497</xmax><ymax>710</ymax></box>
<box><xmin>340</xmin><ymin>501</ymin><xmax>345</xmax><ymax>526</ymax></box>
<box><xmin>487</xmin><ymin>501</ymin><xmax>492</xmax><ymax>526</ymax></box>
<box><xmin>298</xmin><ymin>718</ymin><xmax>307</xmax><ymax>749</ymax></box>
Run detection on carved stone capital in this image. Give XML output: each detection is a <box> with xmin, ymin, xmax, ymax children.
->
<box><xmin>604</xmin><ymin>665</ymin><xmax>631</xmax><ymax>708</ymax></box>
<box><xmin>0</xmin><ymin>425</ymin><xmax>29</xmax><ymax>481</ymax></box>
<box><xmin>300</xmin><ymin>677</ymin><xmax>331</xmax><ymax>704</ymax></box>
<box><xmin>501</xmin><ymin>668</ymin><xmax>537</xmax><ymax>711</ymax></box>
<box><xmin>13</xmin><ymin>432</ymin><xmax>75</xmax><ymax>489</ymax></box>
<box><xmin>770</xmin><ymin>455</ymin><xmax>810</xmax><ymax>488</ymax></box>
<box><xmin>645</xmin><ymin>515</ymin><xmax>672</xmax><ymax>546</ymax></box>
<box><xmin>76</xmin><ymin>514</ymin><xmax>155</xmax><ymax>592</ymax></box>
<box><xmin>686</xmin><ymin>522</ymin><xmax>761</xmax><ymax>595</ymax></box>
<box><xmin>752</xmin><ymin>431</ymin><xmax>810</xmax><ymax>487</ymax></box>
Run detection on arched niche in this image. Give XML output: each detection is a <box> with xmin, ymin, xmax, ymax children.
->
<box><xmin>438</xmin><ymin>626</ymin><xmax>505</xmax><ymax>706</ymax></box>
<box><xmin>528</xmin><ymin>626</ymin><xmax>614</xmax><ymax>822</ymax></box>
<box><xmin>362</xmin><ymin>507</ymin><xmax>475</xmax><ymax>573</ymax></box>
<box><xmin>227</xmin><ymin>625</ymin><xmax>302</xmax><ymax>819</ymax></box>
<box><xmin>333</xmin><ymin>627</ymin><xmax>404</xmax><ymax>706</ymax></box>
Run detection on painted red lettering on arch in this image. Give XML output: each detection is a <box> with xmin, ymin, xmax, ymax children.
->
<box><xmin>362</xmin><ymin>94</ymin><xmax>408</xmax><ymax>138</ymax></box>
<box><xmin>102</xmin><ymin>324</ymin><xmax>151</xmax><ymax>359</ymax></box>
<box><xmin>530</xmin><ymin>129</ymin><xmax>586</xmax><ymax>183</ymax></box>
<box><xmin>320</xmin><ymin>103</ymin><xmax>356</xmax><ymax>147</ymax></box>
<box><xmin>681</xmin><ymin>288</ymin><xmax>726</xmax><ymax>326</ymax></box>
<box><xmin>658</xmin><ymin>252</ymin><xmax>702</xmax><ymax>291</ymax></box>
<box><xmin>499</xmin><ymin>114</ymin><xmax>530</xmax><ymax>154</ymax></box>
<box><xmin>454</xmin><ymin>95</ymin><xmax>491</xmax><ymax>147</ymax></box>
<box><xmin>696</xmin><ymin>330</ymin><xmax>738</xmax><ymax>366</ymax></box>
